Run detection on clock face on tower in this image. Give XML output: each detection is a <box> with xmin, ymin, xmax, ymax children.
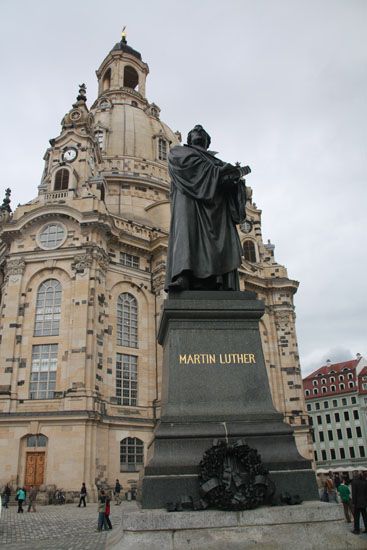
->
<box><xmin>63</xmin><ymin>148</ymin><xmax>77</xmax><ymax>162</ymax></box>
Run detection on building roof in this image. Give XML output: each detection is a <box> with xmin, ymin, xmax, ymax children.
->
<box><xmin>111</xmin><ymin>39</ymin><xmax>142</xmax><ymax>60</ymax></box>
<box><xmin>302</xmin><ymin>357</ymin><xmax>366</xmax><ymax>399</ymax></box>
<box><xmin>303</xmin><ymin>359</ymin><xmax>359</xmax><ymax>381</ymax></box>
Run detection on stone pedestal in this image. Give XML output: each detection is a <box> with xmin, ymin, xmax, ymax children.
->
<box><xmin>141</xmin><ymin>291</ymin><xmax>317</xmax><ymax>508</ymax></box>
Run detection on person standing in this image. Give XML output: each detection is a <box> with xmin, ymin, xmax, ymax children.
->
<box><xmin>325</xmin><ymin>472</ymin><xmax>337</xmax><ymax>503</ymax></box>
<box><xmin>78</xmin><ymin>482</ymin><xmax>87</xmax><ymax>507</ymax></box>
<box><xmin>27</xmin><ymin>486</ymin><xmax>37</xmax><ymax>512</ymax></box>
<box><xmin>337</xmin><ymin>479</ymin><xmax>353</xmax><ymax>523</ymax></box>
<box><xmin>114</xmin><ymin>479</ymin><xmax>122</xmax><ymax>505</ymax></box>
<box><xmin>351</xmin><ymin>472</ymin><xmax>367</xmax><ymax>534</ymax></box>
<box><xmin>97</xmin><ymin>490</ymin><xmax>108</xmax><ymax>532</ymax></box>
<box><xmin>105</xmin><ymin>494</ymin><xmax>112</xmax><ymax>530</ymax></box>
<box><xmin>2</xmin><ymin>484</ymin><xmax>11</xmax><ymax>509</ymax></box>
<box><xmin>16</xmin><ymin>487</ymin><xmax>25</xmax><ymax>513</ymax></box>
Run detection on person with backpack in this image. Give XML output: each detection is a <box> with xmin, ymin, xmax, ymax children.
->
<box><xmin>16</xmin><ymin>487</ymin><xmax>25</xmax><ymax>513</ymax></box>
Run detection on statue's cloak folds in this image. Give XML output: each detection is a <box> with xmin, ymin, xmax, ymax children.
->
<box><xmin>164</xmin><ymin>144</ymin><xmax>246</xmax><ymax>290</ymax></box>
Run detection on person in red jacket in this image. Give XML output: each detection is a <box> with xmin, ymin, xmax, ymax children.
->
<box><xmin>105</xmin><ymin>494</ymin><xmax>112</xmax><ymax>530</ymax></box>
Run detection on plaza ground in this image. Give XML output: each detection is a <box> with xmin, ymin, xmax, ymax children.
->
<box><xmin>0</xmin><ymin>501</ymin><xmax>132</xmax><ymax>550</ymax></box>
<box><xmin>1</xmin><ymin>501</ymin><xmax>367</xmax><ymax>549</ymax></box>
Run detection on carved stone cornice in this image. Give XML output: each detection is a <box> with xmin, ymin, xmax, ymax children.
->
<box><xmin>71</xmin><ymin>253</ymin><xmax>93</xmax><ymax>274</ymax></box>
<box><xmin>4</xmin><ymin>256</ymin><xmax>26</xmax><ymax>282</ymax></box>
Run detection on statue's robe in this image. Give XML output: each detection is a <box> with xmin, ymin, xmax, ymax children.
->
<box><xmin>164</xmin><ymin>144</ymin><xmax>247</xmax><ymax>291</ymax></box>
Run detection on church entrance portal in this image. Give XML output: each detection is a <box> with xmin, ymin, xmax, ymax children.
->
<box><xmin>25</xmin><ymin>452</ymin><xmax>45</xmax><ymax>487</ymax></box>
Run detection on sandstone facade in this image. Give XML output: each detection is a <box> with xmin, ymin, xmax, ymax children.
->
<box><xmin>0</xmin><ymin>37</ymin><xmax>312</xmax><ymax>500</ymax></box>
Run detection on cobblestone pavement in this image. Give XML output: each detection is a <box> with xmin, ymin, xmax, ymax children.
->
<box><xmin>0</xmin><ymin>501</ymin><xmax>137</xmax><ymax>550</ymax></box>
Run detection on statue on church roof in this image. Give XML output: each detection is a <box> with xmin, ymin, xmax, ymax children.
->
<box><xmin>165</xmin><ymin>125</ymin><xmax>251</xmax><ymax>292</ymax></box>
<box><xmin>0</xmin><ymin>188</ymin><xmax>12</xmax><ymax>213</ymax></box>
<box><xmin>76</xmin><ymin>83</ymin><xmax>87</xmax><ymax>102</ymax></box>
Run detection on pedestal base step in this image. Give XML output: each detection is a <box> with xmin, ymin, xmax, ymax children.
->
<box><xmin>108</xmin><ymin>501</ymin><xmax>367</xmax><ymax>550</ymax></box>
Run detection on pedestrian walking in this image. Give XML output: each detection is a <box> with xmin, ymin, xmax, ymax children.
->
<box><xmin>78</xmin><ymin>482</ymin><xmax>87</xmax><ymax>507</ymax></box>
<box><xmin>16</xmin><ymin>487</ymin><xmax>25</xmax><ymax>513</ymax></box>
<box><xmin>2</xmin><ymin>484</ymin><xmax>11</xmax><ymax>508</ymax></box>
<box><xmin>114</xmin><ymin>479</ymin><xmax>122</xmax><ymax>505</ymax></box>
<box><xmin>105</xmin><ymin>494</ymin><xmax>112</xmax><ymax>529</ymax></box>
<box><xmin>325</xmin><ymin>472</ymin><xmax>337</xmax><ymax>503</ymax></box>
<box><xmin>97</xmin><ymin>490</ymin><xmax>108</xmax><ymax>531</ymax></box>
<box><xmin>351</xmin><ymin>472</ymin><xmax>367</xmax><ymax>534</ymax></box>
<box><xmin>337</xmin><ymin>479</ymin><xmax>353</xmax><ymax>523</ymax></box>
<box><xmin>27</xmin><ymin>485</ymin><xmax>38</xmax><ymax>512</ymax></box>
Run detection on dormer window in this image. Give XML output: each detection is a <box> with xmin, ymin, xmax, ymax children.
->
<box><xmin>95</xmin><ymin>130</ymin><xmax>104</xmax><ymax>150</ymax></box>
<box><xmin>54</xmin><ymin>168</ymin><xmax>69</xmax><ymax>191</ymax></box>
<box><xmin>158</xmin><ymin>138</ymin><xmax>167</xmax><ymax>161</ymax></box>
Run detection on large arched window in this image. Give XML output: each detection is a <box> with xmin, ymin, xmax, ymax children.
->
<box><xmin>120</xmin><ymin>437</ymin><xmax>144</xmax><ymax>471</ymax></box>
<box><xmin>124</xmin><ymin>66</ymin><xmax>138</xmax><ymax>89</ymax></box>
<box><xmin>243</xmin><ymin>240</ymin><xmax>257</xmax><ymax>262</ymax></box>
<box><xmin>54</xmin><ymin>168</ymin><xmax>69</xmax><ymax>191</ymax></box>
<box><xmin>117</xmin><ymin>293</ymin><xmax>138</xmax><ymax>347</ymax></box>
<box><xmin>34</xmin><ymin>279</ymin><xmax>62</xmax><ymax>336</ymax></box>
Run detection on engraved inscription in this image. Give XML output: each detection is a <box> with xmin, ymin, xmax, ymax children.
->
<box><xmin>179</xmin><ymin>353</ymin><xmax>256</xmax><ymax>365</ymax></box>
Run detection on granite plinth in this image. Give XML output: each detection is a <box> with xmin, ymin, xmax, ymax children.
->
<box><xmin>141</xmin><ymin>291</ymin><xmax>317</xmax><ymax>508</ymax></box>
<box><xmin>108</xmin><ymin>502</ymin><xmax>367</xmax><ymax>550</ymax></box>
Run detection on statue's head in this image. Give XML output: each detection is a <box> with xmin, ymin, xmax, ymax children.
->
<box><xmin>187</xmin><ymin>125</ymin><xmax>211</xmax><ymax>149</ymax></box>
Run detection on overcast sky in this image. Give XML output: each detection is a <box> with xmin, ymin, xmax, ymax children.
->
<box><xmin>1</xmin><ymin>0</ymin><xmax>366</xmax><ymax>375</ymax></box>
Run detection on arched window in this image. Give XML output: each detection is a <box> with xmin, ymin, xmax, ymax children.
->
<box><xmin>102</xmin><ymin>68</ymin><xmax>111</xmax><ymax>91</ymax></box>
<box><xmin>313</xmin><ymin>380</ymin><xmax>318</xmax><ymax>386</ymax></box>
<box><xmin>313</xmin><ymin>388</ymin><xmax>318</xmax><ymax>395</ymax></box>
<box><xmin>322</xmin><ymin>387</ymin><xmax>327</xmax><ymax>393</ymax></box>
<box><xmin>120</xmin><ymin>437</ymin><xmax>144</xmax><ymax>471</ymax></box>
<box><xmin>330</xmin><ymin>385</ymin><xmax>336</xmax><ymax>392</ymax></box>
<box><xmin>243</xmin><ymin>240</ymin><xmax>257</xmax><ymax>262</ymax></box>
<box><xmin>349</xmin><ymin>381</ymin><xmax>354</xmax><ymax>388</ymax></box>
<box><xmin>54</xmin><ymin>168</ymin><xmax>69</xmax><ymax>191</ymax></box>
<box><xmin>340</xmin><ymin>383</ymin><xmax>345</xmax><ymax>390</ymax></box>
<box><xmin>339</xmin><ymin>375</ymin><xmax>344</xmax><ymax>381</ymax></box>
<box><xmin>305</xmin><ymin>389</ymin><xmax>310</xmax><ymax>396</ymax></box>
<box><xmin>34</xmin><ymin>279</ymin><xmax>62</xmax><ymax>336</ymax></box>
<box><xmin>117</xmin><ymin>293</ymin><xmax>138</xmax><ymax>347</ymax></box>
<box><xmin>321</xmin><ymin>378</ymin><xmax>327</xmax><ymax>384</ymax></box>
<box><xmin>158</xmin><ymin>138</ymin><xmax>167</xmax><ymax>161</ymax></box>
<box><xmin>330</xmin><ymin>377</ymin><xmax>335</xmax><ymax>383</ymax></box>
<box><xmin>348</xmin><ymin>373</ymin><xmax>353</xmax><ymax>380</ymax></box>
<box><xmin>124</xmin><ymin>66</ymin><xmax>138</xmax><ymax>89</ymax></box>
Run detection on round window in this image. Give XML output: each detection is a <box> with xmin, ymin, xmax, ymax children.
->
<box><xmin>38</xmin><ymin>223</ymin><xmax>66</xmax><ymax>250</ymax></box>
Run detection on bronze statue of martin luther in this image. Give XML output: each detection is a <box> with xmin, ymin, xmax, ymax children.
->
<box><xmin>165</xmin><ymin>125</ymin><xmax>251</xmax><ymax>292</ymax></box>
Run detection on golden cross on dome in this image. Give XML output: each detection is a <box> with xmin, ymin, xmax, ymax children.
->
<box><xmin>121</xmin><ymin>26</ymin><xmax>127</xmax><ymax>42</ymax></box>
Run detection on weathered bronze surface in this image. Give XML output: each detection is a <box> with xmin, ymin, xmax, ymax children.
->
<box><xmin>165</xmin><ymin>125</ymin><xmax>251</xmax><ymax>292</ymax></box>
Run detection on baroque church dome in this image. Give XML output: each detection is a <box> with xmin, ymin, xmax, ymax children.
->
<box><xmin>89</xmin><ymin>36</ymin><xmax>181</xmax><ymax>226</ymax></box>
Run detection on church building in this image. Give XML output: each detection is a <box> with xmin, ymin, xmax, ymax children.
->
<box><xmin>0</xmin><ymin>36</ymin><xmax>312</xmax><ymax>499</ymax></box>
